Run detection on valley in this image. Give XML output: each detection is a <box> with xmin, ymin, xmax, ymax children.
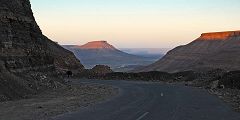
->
<box><xmin>63</xmin><ymin>41</ymin><xmax>161</xmax><ymax>72</ymax></box>
<box><xmin>0</xmin><ymin>0</ymin><xmax>240</xmax><ymax>120</ymax></box>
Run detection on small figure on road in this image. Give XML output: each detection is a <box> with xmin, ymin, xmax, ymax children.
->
<box><xmin>66</xmin><ymin>70</ymin><xmax>73</xmax><ymax>78</ymax></box>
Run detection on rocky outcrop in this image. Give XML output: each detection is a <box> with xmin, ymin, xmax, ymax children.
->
<box><xmin>200</xmin><ymin>31</ymin><xmax>240</xmax><ymax>40</ymax></box>
<box><xmin>138</xmin><ymin>31</ymin><xmax>240</xmax><ymax>73</ymax></box>
<box><xmin>0</xmin><ymin>0</ymin><xmax>84</xmax><ymax>101</ymax></box>
<box><xmin>0</xmin><ymin>0</ymin><xmax>84</xmax><ymax>73</ymax></box>
<box><xmin>91</xmin><ymin>65</ymin><xmax>113</xmax><ymax>75</ymax></box>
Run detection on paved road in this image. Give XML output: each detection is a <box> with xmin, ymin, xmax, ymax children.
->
<box><xmin>54</xmin><ymin>80</ymin><xmax>240</xmax><ymax>120</ymax></box>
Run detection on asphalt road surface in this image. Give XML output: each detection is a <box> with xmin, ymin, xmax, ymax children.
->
<box><xmin>54</xmin><ymin>80</ymin><xmax>240</xmax><ymax>120</ymax></box>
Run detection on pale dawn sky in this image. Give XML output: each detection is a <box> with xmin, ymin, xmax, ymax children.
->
<box><xmin>30</xmin><ymin>0</ymin><xmax>240</xmax><ymax>48</ymax></box>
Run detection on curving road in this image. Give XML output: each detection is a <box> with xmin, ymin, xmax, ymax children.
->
<box><xmin>54</xmin><ymin>80</ymin><xmax>240</xmax><ymax>120</ymax></box>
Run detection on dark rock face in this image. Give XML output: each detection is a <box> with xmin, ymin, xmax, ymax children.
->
<box><xmin>0</xmin><ymin>0</ymin><xmax>84</xmax><ymax>101</ymax></box>
<box><xmin>139</xmin><ymin>31</ymin><xmax>240</xmax><ymax>73</ymax></box>
<box><xmin>219</xmin><ymin>71</ymin><xmax>240</xmax><ymax>89</ymax></box>
<box><xmin>0</xmin><ymin>0</ymin><xmax>84</xmax><ymax>73</ymax></box>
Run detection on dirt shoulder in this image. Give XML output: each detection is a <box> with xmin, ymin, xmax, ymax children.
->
<box><xmin>208</xmin><ymin>88</ymin><xmax>240</xmax><ymax>112</ymax></box>
<box><xmin>0</xmin><ymin>80</ymin><xmax>119</xmax><ymax>120</ymax></box>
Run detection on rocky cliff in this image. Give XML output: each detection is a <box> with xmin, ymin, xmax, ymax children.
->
<box><xmin>139</xmin><ymin>31</ymin><xmax>240</xmax><ymax>73</ymax></box>
<box><xmin>0</xmin><ymin>0</ymin><xmax>84</xmax><ymax>101</ymax></box>
<box><xmin>0</xmin><ymin>0</ymin><xmax>84</xmax><ymax>73</ymax></box>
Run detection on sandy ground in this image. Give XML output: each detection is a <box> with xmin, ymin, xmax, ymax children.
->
<box><xmin>0</xmin><ymin>80</ymin><xmax>119</xmax><ymax>120</ymax></box>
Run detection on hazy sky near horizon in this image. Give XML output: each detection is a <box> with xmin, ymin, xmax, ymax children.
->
<box><xmin>31</xmin><ymin>0</ymin><xmax>240</xmax><ymax>48</ymax></box>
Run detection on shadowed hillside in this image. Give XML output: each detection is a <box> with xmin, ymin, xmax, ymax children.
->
<box><xmin>0</xmin><ymin>0</ymin><xmax>84</xmax><ymax>101</ymax></box>
<box><xmin>137</xmin><ymin>31</ymin><xmax>240</xmax><ymax>73</ymax></box>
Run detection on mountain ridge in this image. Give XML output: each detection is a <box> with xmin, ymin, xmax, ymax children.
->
<box><xmin>63</xmin><ymin>41</ymin><xmax>159</xmax><ymax>71</ymax></box>
<box><xmin>137</xmin><ymin>30</ymin><xmax>240</xmax><ymax>73</ymax></box>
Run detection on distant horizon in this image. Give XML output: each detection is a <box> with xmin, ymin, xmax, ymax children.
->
<box><xmin>31</xmin><ymin>0</ymin><xmax>240</xmax><ymax>48</ymax></box>
<box><xmin>62</xmin><ymin>42</ymin><xmax>171</xmax><ymax>55</ymax></box>
<box><xmin>61</xmin><ymin>42</ymin><xmax>172</xmax><ymax>49</ymax></box>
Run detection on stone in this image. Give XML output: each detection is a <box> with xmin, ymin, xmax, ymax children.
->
<box><xmin>211</xmin><ymin>80</ymin><xmax>219</xmax><ymax>89</ymax></box>
<box><xmin>2</xmin><ymin>41</ymin><xmax>12</xmax><ymax>48</ymax></box>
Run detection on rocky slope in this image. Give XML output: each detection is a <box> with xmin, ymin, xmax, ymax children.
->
<box><xmin>138</xmin><ymin>31</ymin><xmax>240</xmax><ymax>73</ymax></box>
<box><xmin>0</xmin><ymin>0</ymin><xmax>84</xmax><ymax>101</ymax></box>
<box><xmin>0</xmin><ymin>0</ymin><xmax>84</xmax><ymax>73</ymax></box>
<box><xmin>64</xmin><ymin>41</ymin><xmax>157</xmax><ymax>71</ymax></box>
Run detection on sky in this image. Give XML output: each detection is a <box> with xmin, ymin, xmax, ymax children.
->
<box><xmin>30</xmin><ymin>0</ymin><xmax>240</xmax><ymax>48</ymax></box>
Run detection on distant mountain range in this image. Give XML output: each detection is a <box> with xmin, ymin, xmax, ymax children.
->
<box><xmin>137</xmin><ymin>31</ymin><xmax>240</xmax><ymax>73</ymax></box>
<box><xmin>63</xmin><ymin>41</ymin><xmax>162</xmax><ymax>71</ymax></box>
<box><xmin>120</xmin><ymin>48</ymin><xmax>169</xmax><ymax>58</ymax></box>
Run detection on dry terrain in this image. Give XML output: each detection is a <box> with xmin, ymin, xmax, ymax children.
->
<box><xmin>0</xmin><ymin>80</ymin><xmax>118</xmax><ymax>120</ymax></box>
<box><xmin>208</xmin><ymin>89</ymin><xmax>240</xmax><ymax>112</ymax></box>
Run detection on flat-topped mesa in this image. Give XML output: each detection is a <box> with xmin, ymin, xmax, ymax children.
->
<box><xmin>198</xmin><ymin>31</ymin><xmax>240</xmax><ymax>40</ymax></box>
<box><xmin>79</xmin><ymin>40</ymin><xmax>116</xmax><ymax>50</ymax></box>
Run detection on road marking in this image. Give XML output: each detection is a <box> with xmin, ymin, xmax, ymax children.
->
<box><xmin>161</xmin><ymin>93</ymin><xmax>164</xmax><ymax>97</ymax></box>
<box><xmin>136</xmin><ymin>112</ymin><xmax>149</xmax><ymax>120</ymax></box>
